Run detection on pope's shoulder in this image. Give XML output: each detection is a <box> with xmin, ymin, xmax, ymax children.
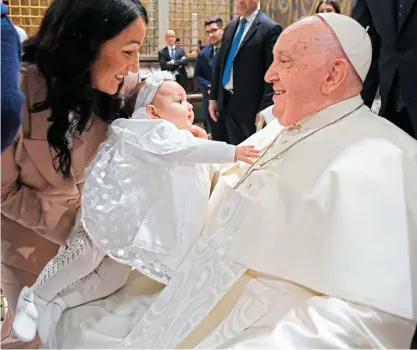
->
<box><xmin>350</xmin><ymin>107</ymin><xmax>417</xmax><ymax>156</ymax></box>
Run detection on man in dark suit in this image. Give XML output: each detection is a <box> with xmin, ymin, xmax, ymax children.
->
<box><xmin>194</xmin><ymin>17</ymin><xmax>224</xmax><ymax>136</ymax></box>
<box><xmin>209</xmin><ymin>0</ymin><xmax>282</xmax><ymax>144</ymax></box>
<box><xmin>158</xmin><ymin>30</ymin><xmax>189</xmax><ymax>90</ymax></box>
<box><xmin>352</xmin><ymin>0</ymin><xmax>417</xmax><ymax>139</ymax></box>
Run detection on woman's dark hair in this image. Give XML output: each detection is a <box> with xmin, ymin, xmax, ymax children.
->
<box><xmin>315</xmin><ymin>0</ymin><xmax>341</xmax><ymax>14</ymax></box>
<box><xmin>23</xmin><ymin>0</ymin><xmax>148</xmax><ymax>177</ymax></box>
<box><xmin>123</xmin><ymin>81</ymin><xmax>145</xmax><ymax>116</ymax></box>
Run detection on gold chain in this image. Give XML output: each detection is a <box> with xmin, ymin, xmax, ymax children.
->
<box><xmin>234</xmin><ymin>103</ymin><xmax>364</xmax><ymax>189</ymax></box>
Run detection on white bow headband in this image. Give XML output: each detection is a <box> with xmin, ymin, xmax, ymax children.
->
<box><xmin>134</xmin><ymin>70</ymin><xmax>176</xmax><ymax>109</ymax></box>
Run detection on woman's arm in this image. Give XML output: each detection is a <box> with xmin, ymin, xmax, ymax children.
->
<box><xmin>1</xmin><ymin>64</ymin><xmax>77</xmax><ymax>245</ymax></box>
<box><xmin>1</xmin><ymin>140</ymin><xmax>76</xmax><ymax>245</ymax></box>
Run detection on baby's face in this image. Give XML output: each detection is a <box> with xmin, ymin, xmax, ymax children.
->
<box><xmin>152</xmin><ymin>80</ymin><xmax>194</xmax><ymax>130</ymax></box>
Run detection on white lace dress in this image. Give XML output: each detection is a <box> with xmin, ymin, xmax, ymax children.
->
<box><xmin>81</xmin><ymin>107</ymin><xmax>236</xmax><ymax>283</ymax></box>
<box><xmin>31</xmin><ymin>107</ymin><xmax>236</xmax><ymax>307</ymax></box>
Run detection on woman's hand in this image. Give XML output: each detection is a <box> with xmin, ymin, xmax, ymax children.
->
<box><xmin>190</xmin><ymin>125</ymin><xmax>208</xmax><ymax>139</ymax></box>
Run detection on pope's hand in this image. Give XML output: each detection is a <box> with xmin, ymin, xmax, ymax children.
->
<box><xmin>235</xmin><ymin>145</ymin><xmax>261</xmax><ymax>164</ymax></box>
<box><xmin>191</xmin><ymin>125</ymin><xmax>209</xmax><ymax>139</ymax></box>
<box><xmin>255</xmin><ymin>113</ymin><xmax>260</xmax><ymax>126</ymax></box>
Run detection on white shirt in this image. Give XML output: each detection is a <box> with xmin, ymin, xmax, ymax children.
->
<box><xmin>13</xmin><ymin>25</ymin><xmax>28</xmax><ymax>44</ymax></box>
<box><xmin>224</xmin><ymin>8</ymin><xmax>259</xmax><ymax>90</ymax></box>
<box><xmin>167</xmin><ymin>45</ymin><xmax>176</xmax><ymax>60</ymax></box>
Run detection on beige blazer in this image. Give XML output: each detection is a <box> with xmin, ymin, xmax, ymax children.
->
<box><xmin>1</xmin><ymin>63</ymin><xmax>138</xmax><ymax>275</ymax></box>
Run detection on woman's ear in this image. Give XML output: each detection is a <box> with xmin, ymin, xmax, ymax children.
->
<box><xmin>146</xmin><ymin>105</ymin><xmax>160</xmax><ymax>119</ymax></box>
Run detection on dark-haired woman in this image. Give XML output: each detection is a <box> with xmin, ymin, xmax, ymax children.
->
<box><xmin>0</xmin><ymin>0</ymin><xmax>148</xmax><ymax>347</ymax></box>
<box><xmin>315</xmin><ymin>0</ymin><xmax>341</xmax><ymax>14</ymax></box>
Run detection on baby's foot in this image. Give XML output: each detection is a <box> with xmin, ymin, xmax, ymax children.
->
<box><xmin>12</xmin><ymin>286</ymin><xmax>47</xmax><ymax>342</ymax></box>
<box><xmin>37</xmin><ymin>296</ymin><xmax>67</xmax><ymax>344</ymax></box>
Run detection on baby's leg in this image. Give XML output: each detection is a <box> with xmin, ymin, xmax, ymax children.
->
<box><xmin>38</xmin><ymin>257</ymin><xmax>132</xmax><ymax>346</ymax></box>
<box><xmin>59</xmin><ymin>255</ymin><xmax>132</xmax><ymax>308</ymax></box>
<box><xmin>33</xmin><ymin>224</ymin><xmax>105</xmax><ymax>301</ymax></box>
<box><xmin>12</xmin><ymin>223</ymin><xmax>105</xmax><ymax>342</ymax></box>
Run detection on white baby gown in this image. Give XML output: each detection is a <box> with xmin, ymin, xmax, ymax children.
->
<box><xmin>81</xmin><ymin>107</ymin><xmax>235</xmax><ymax>284</ymax></box>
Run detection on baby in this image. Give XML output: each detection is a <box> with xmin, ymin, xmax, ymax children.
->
<box><xmin>12</xmin><ymin>71</ymin><xmax>259</xmax><ymax>343</ymax></box>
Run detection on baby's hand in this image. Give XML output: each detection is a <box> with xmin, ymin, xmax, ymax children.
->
<box><xmin>235</xmin><ymin>145</ymin><xmax>261</xmax><ymax>164</ymax></box>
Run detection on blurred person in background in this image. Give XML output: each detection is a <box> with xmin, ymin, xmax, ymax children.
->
<box><xmin>1</xmin><ymin>0</ymin><xmax>24</xmax><ymax>153</ymax></box>
<box><xmin>209</xmin><ymin>0</ymin><xmax>282</xmax><ymax>145</ymax></box>
<box><xmin>195</xmin><ymin>17</ymin><xmax>224</xmax><ymax>136</ymax></box>
<box><xmin>2</xmin><ymin>0</ymin><xmax>27</xmax><ymax>43</ymax></box>
<box><xmin>315</xmin><ymin>0</ymin><xmax>341</xmax><ymax>14</ymax></box>
<box><xmin>353</xmin><ymin>0</ymin><xmax>417</xmax><ymax>139</ymax></box>
<box><xmin>158</xmin><ymin>30</ymin><xmax>189</xmax><ymax>89</ymax></box>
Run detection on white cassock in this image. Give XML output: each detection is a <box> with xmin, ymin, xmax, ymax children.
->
<box><xmin>256</xmin><ymin>105</ymin><xmax>276</xmax><ymax>131</ymax></box>
<box><xmin>50</xmin><ymin>95</ymin><xmax>417</xmax><ymax>349</ymax></box>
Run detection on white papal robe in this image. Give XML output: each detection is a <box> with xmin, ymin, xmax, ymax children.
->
<box><xmin>50</xmin><ymin>95</ymin><xmax>417</xmax><ymax>349</ymax></box>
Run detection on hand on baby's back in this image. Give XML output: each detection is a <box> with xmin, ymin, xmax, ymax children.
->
<box><xmin>190</xmin><ymin>125</ymin><xmax>209</xmax><ymax>139</ymax></box>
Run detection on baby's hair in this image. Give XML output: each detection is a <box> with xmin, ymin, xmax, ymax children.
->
<box><xmin>124</xmin><ymin>80</ymin><xmax>146</xmax><ymax>116</ymax></box>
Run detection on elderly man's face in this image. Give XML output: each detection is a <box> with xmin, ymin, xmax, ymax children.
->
<box><xmin>265</xmin><ymin>18</ymin><xmax>337</xmax><ymax>126</ymax></box>
<box><xmin>165</xmin><ymin>30</ymin><xmax>176</xmax><ymax>47</ymax></box>
<box><xmin>235</xmin><ymin>0</ymin><xmax>259</xmax><ymax>18</ymax></box>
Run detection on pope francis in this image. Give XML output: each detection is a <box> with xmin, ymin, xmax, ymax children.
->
<box><xmin>47</xmin><ymin>13</ymin><xmax>417</xmax><ymax>349</ymax></box>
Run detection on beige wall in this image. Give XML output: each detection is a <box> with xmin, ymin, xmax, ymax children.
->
<box><xmin>8</xmin><ymin>0</ymin><xmax>354</xmax><ymax>54</ymax></box>
<box><xmin>262</xmin><ymin>0</ymin><xmax>354</xmax><ymax>28</ymax></box>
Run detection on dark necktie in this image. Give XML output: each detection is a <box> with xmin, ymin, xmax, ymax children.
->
<box><xmin>171</xmin><ymin>48</ymin><xmax>175</xmax><ymax>60</ymax></box>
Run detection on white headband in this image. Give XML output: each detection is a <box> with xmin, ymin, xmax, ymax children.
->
<box><xmin>134</xmin><ymin>71</ymin><xmax>176</xmax><ymax>109</ymax></box>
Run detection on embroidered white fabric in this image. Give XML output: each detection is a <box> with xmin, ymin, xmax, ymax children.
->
<box><xmin>32</xmin><ymin>222</ymin><xmax>106</xmax><ymax>301</ymax></box>
<box><xmin>80</xmin><ymin>107</ymin><xmax>236</xmax><ymax>284</ymax></box>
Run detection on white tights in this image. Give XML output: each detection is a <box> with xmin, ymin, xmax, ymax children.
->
<box><xmin>32</xmin><ymin>221</ymin><xmax>131</xmax><ymax>307</ymax></box>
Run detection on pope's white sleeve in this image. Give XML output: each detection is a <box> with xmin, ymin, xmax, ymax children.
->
<box><xmin>227</xmin><ymin>296</ymin><xmax>415</xmax><ymax>349</ymax></box>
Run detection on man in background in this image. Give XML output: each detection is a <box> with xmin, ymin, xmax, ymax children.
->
<box><xmin>194</xmin><ymin>17</ymin><xmax>224</xmax><ymax>136</ymax></box>
<box><xmin>3</xmin><ymin>1</ymin><xmax>27</xmax><ymax>43</ymax></box>
<box><xmin>352</xmin><ymin>0</ymin><xmax>417</xmax><ymax>139</ymax></box>
<box><xmin>158</xmin><ymin>30</ymin><xmax>189</xmax><ymax>89</ymax></box>
<box><xmin>209</xmin><ymin>0</ymin><xmax>282</xmax><ymax>144</ymax></box>
<box><xmin>1</xmin><ymin>0</ymin><xmax>24</xmax><ymax>153</ymax></box>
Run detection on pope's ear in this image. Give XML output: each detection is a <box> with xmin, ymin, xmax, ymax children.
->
<box><xmin>322</xmin><ymin>58</ymin><xmax>350</xmax><ymax>94</ymax></box>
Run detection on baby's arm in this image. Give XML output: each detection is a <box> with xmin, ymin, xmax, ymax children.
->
<box><xmin>180</xmin><ymin>137</ymin><xmax>260</xmax><ymax>164</ymax></box>
<box><xmin>122</xmin><ymin>121</ymin><xmax>259</xmax><ymax>165</ymax></box>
